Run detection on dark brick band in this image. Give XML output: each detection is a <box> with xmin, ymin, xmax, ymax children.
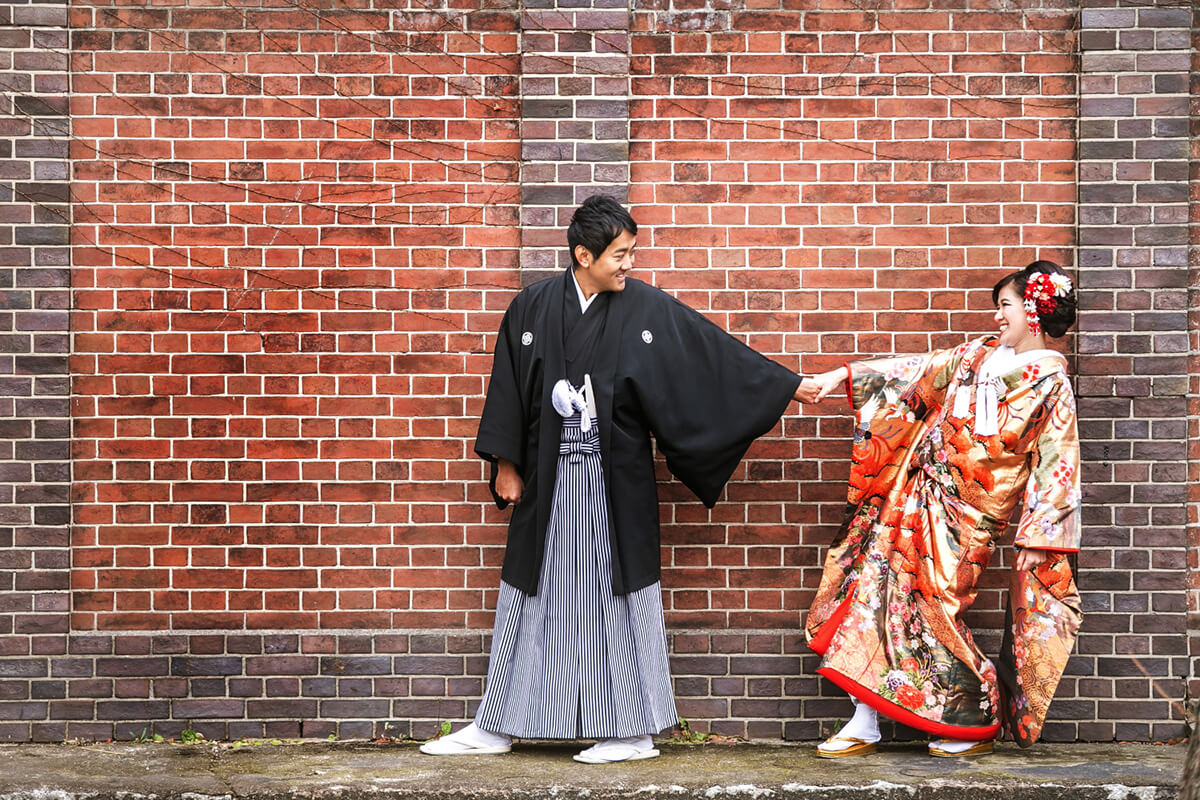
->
<box><xmin>1187</xmin><ymin>3</ymin><xmax>1200</xmax><ymax>713</ymax></box>
<box><xmin>1076</xmin><ymin>1</ymin><xmax>1191</xmax><ymax>743</ymax></box>
<box><xmin>0</xmin><ymin>0</ymin><xmax>71</xmax><ymax>662</ymax></box>
<box><xmin>0</xmin><ymin>629</ymin><xmax>1078</xmax><ymax>742</ymax></box>
<box><xmin>519</xmin><ymin>0</ymin><xmax>631</xmax><ymax>286</ymax></box>
<box><xmin>0</xmin><ymin>628</ymin><xmax>1169</xmax><ymax>743</ymax></box>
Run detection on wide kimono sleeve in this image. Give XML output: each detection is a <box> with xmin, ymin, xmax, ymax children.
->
<box><xmin>474</xmin><ymin>303</ymin><xmax>527</xmax><ymax>509</ymax></box>
<box><xmin>844</xmin><ymin>342</ymin><xmax>969</xmax><ymax>508</ymax></box>
<box><xmin>998</xmin><ymin>372</ymin><xmax>1083</xmax><ymax>747</ymax></box>
<box><xmin>633</xmin><ymin>294</ymin><xmax>801</xmax><ymax>507</ymax></box>
<box><xmin>1013</xmin><ymin>374</ymin><xmax>1081</xmax><ymax>552</ymax></box>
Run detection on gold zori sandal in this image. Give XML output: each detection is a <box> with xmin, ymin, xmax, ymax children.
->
<box><xmin>816</xmin><ymin>735</ymin><xmax>878</xmax><ymax>759</ymax></box>
<box><xmin>928</xmin><ymin>739</ymin><xmax>994</xmax><ymax>758</ymax></box>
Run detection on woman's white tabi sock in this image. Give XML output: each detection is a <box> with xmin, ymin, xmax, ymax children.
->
<box><xmin>929</xmin><ymin>738</ymin><xmax>985</xmax><ymax>754</ymax></box>
<box><xmin>819</xmin><ymin>699</ymin><xmax>880</xmax><ymax>753</ymax></box>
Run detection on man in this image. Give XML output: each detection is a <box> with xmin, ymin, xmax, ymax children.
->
<box><xmin>420</xmin><ymin>195</ymin><xmax>816</xmax><ymax>763</ymax></box>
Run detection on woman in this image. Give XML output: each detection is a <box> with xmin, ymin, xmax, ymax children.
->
<box><xmin>803</xmin><ymin>260</ymin><xmax>1082</xmax><ymax>758</ymax></box>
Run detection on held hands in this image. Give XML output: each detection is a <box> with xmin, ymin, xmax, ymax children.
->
<box><xmin>495</xmin><ymin>458</ymin><xmax>524</xmax><ymax>504</ymax></box>
<box><xmin>794</xmin><ymin>368</ymin><xmax>849</xmax><ymax>404</ymax></box>
<box><xmin>813</xmin><ymin>368</ymin><xmax>847</xmax><ymax>402</ymax></box>
<box><xmin>793</xmin><ymin>378</ymin><xmax>821</xmax><ymax>404</ymax></box>
<box><xmin>1015</xmin><ymin>547</ymin><xmax>1048</xmax><ymax>572</ymax></box>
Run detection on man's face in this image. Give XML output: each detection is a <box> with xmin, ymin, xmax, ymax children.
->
<box><xmin>574</xmin><ymin>229</ymin><xmax>636</xmax><ymax>296</ymax></box>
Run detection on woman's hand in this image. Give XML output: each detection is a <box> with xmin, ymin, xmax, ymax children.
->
<box><xmin>1015</xmin><ymin>547</ymin><xmax>1048</xmax><ymax>572</ymax></box>
<box><xmin>812</xmin><ymin>367</ymin><xmax>849</xmax><ymax>402</ymax></box>
<box><xmin>495</xmin><ymin>458</ymin><xmax>524</xmax><ymax>504</ymax></box>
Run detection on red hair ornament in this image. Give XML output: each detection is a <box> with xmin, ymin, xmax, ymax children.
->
<box><xmin>1022</xmin><ymin>272</ymin><xmax>1072</xmax><ymax>336</ymax></box>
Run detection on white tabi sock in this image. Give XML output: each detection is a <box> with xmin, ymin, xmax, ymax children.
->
<box><xmin>574</xmin><ymin>734</ymin><xmax>658</xmax><ymax>764</ymax></box>
<box><xmin>455</xmin><ymin>722</ymin><xmax>511</xmax><ymax>748</ymax></box>
<box><xmin>819</xmin><ymin>699</ymin><xmax>880</xmax><ymax>752</ymax></box>
<box><xmin>594</xmin><ymin>734</ymin><xmax>652</xmax><ymax>752</ymax></box>
<box><xmin>929</xmin><ymin>738</ymin><xmax>988</xmax><ymax>754</ymax></box>
<box><xmin>418</xmin><ymin>721</ymin><xmax>512</xmax><ymax>755</ymax></box>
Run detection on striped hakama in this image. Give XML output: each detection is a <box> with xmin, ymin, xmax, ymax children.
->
<box><xmin>474</xmin><ymin>413</ymin><xmax>678</xmax><ymax>739</ymax></box>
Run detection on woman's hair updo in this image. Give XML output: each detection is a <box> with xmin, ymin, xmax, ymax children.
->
<box><xmin>991</xmin><ymin>260</ymin><xmax>1077</xmax><ymax>338</ymax></box>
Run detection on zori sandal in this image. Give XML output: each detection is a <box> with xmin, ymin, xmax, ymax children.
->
<box><xmin>816</xmin><ymin>735</ymin><xmax>878</xmax><ymax>758</ymax></box>
<box><xmin>928</xmin><ymin>738</ymin><xmax>994</xmax><ymax>757</ymax></box>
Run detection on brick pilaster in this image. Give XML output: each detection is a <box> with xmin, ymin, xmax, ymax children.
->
<box><xmin>0</xmin><ymin>0</ymin><xmax>71</xmax><ymax>741</ymax></box>
<box><xmin>1187</xmin><ymin>3</ymin><xmax>1200</xmax><ymax>706</ymax></box>
<box><xmin>1077</xmin><ymin>0</ymin><xmax>1192</xmax><ymax>742</ymax></box>
<box><xmin>0</xmin><ymin>0</ymin><xmax>71</xmax><ymax>683</ymax></box>
<box><xmin>519</xmin><ymin>0</ymin><xmax>631</xmax><ymax>286</ymax></box>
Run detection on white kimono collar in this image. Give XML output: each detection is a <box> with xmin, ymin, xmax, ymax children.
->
<box><xmin>570</xmin><ymin>268</ymin><xmax>598</xmax><ymax>314</ymax></box>
<box><xmin>556</xmin><ymin>271</ymin><xmax>600</xmax><ymax>431</ymax></box>
<box><xmin>953</xmin><ymin>345</ymin><xmax>1067</xmax><ymax>437</ymax></box>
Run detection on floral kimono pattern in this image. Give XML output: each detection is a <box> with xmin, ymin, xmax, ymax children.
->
<box><xmin>806</xmin><ymin>336</ymin><xmax>1082</xmax><ymax>746</ymax></box>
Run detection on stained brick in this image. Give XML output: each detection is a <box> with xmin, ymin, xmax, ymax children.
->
<box><xmin>171</xmin><ymin>657</ymin><xmax>242</xmax><ymax>677</ymax></box>
<box><xmin>171</xmin><ymin>699</ymin><xmax>245</xmax><ymax>718</ymax></box>
<box><xmin>95</xmin><ymin>701</ymin><xmax>169</xmax><ymax>720</ymax></box>
<box><xmin>320</xmin><ymin>699</ymin><xmax>389</xmax><ymax>718</ymax></box>
<box><xmin>0</xmin><ymin>660</ymin><xmax>46</xmax><ymax>678</ymax></box>
<box><xmin>0</xmin><ymin>702</ymin><xmax>46</xmax><ymax>720</ymax></box>
<box><xmin>321</xmin><ymin>657</ymin><xmax>391</xmax><ymax>676</ymax></box>
<box><xmin>247</xmin><ymin>699</ymin><xmax>317</xmax><ymax>718</ymax></box>
<box><xmin>245</xmin><ymin>656</ymin><xmax>317</xmax><ymax>676</ymax></box>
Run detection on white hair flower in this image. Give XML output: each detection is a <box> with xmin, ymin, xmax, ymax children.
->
<box><xmin>1048</xmin><ymin>273</ymin><xmax>1072</xmax><ymax>296</ymax></box>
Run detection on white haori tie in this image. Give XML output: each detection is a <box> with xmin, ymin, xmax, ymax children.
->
<box><xmin>952</xmin><ymin>346</ymin><xmax>1064</xmax><ymax>437</ymax></box>
<box><xmin>551</xmin><ymin>374</ymin><xmax>597</xmax><ymax>432</ymax></box>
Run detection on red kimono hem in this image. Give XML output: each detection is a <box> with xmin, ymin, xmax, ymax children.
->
<box><xmin>817</xmin><ymin>666</ymin><xmax>1002</xmax><ymax>742</ymax></box>
<box><xmin>807</xmin><ymin>593</ymin><xmax>854</xmax><ymax>656</ymax></box>
<box><xmin>1019</xmin><ymin>545</ymin><xmax>1080</xmax><ymax>554</ymax></box>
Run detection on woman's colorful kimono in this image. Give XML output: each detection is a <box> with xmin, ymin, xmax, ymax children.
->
<box><xmin>806</xmin><ymin>336</ymin><xmax>1082</xmax><ymax>746</ymax></box>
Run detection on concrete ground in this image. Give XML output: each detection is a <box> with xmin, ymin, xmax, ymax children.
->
<box><xmin>0</xmin><ymin>740</ymin><xmax>1187</xmax><ymax>800</ymax></box>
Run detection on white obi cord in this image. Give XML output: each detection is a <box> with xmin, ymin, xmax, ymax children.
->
<box><xmin>551</xmin><ymin>374</ymin><xmax>597</xmax><ymax>432</ymax></box>
<box><xmin>952</xmin><ymin>346</ymin><xmax>1063</xmax><ymax>437</ymax></box>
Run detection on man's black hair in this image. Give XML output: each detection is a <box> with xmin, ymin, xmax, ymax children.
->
<box><xmin>567</xmin><ymin>195</ymin><xmax>637</xmax><ymax>267</ymax></box>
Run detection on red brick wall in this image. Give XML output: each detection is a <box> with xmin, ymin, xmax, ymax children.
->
<box><xmin>19</xmin><ymin>0</ymin><xmax>1184</xmax><ymax>744</ymax></box>
<box><xmin>68</xmin><ymin>0</ymin><xmax>521</xmax><ymax>631</ymax></box>
<box><xmin>69</xmin><ymin>0</ymin><xmax>1077</xmax><ymax>635</ymax></box>
<box><xmin>628</xmin><ymin>3</ymin><xmax>1077</xmax><ymax>630</ymax></box>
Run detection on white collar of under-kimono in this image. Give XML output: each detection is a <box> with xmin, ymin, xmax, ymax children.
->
<box><xmin>953</xmin><ymin>345</ymin><xmax>1066</xmax><ymax>437</ymax></box>
<box><xmin>554</xmin><ymin>271</ymin><xmax>599</xmax><ymax>432</ymax></box>
<box><xmin>570</xmin><ymin>268</ymin><xmax>598</xmax><ymax>314</ymax></box>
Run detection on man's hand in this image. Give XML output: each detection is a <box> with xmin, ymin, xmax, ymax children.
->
<box><xmin>1015</xmin><ymin>547</ymin><xmax>1048</xmax><ymax>572</ymax></box>
<box><xmin>495</xmin><ymin>458</ymin><xmax>524</xmax><ymax>504</ymax></box>
<box><xmin>794</xmin><ymin>378</ymin><xmax>820</xmax><ymax>404</ymax></box>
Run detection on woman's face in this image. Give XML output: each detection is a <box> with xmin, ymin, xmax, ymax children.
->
<box><xmin>994</xmin><ymin>282</ymin><xmax>1031</xmax><ymax>348</ymax></box>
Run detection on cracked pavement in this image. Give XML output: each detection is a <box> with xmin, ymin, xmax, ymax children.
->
<box><xmin>0</xmin><ymin>740</ymin><xmax>1186</xmax><ymax>800</ymax></box>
